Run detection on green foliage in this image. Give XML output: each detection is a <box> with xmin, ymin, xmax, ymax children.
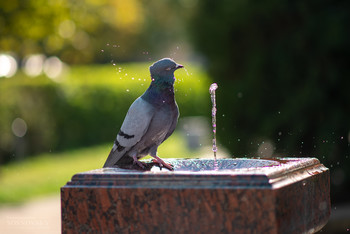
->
<box><xmin>189</xmin><ymin>0</ymin><xmax>350</xmax><ymax>202</ymax></box>
<box><xmin>0</xmin><ymin>62</ymin><xmax>210</xmax><ymax>164</ymax></box>
<box><xmin>0</xmin><ymin>0</ymin><xmax>190</xmax><ymax>63</ymax></box>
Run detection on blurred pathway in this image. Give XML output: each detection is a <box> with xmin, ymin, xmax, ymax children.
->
<box><xmin>0</xmin><ymin>195</ymin><xmax>60</xmax><ymax>234</ymax></box>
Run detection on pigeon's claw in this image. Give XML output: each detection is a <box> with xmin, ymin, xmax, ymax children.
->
<box><xmin>132</xmin><ymin>155</ymin><xmax>145</xmax><ymax>169</ymax></box>
<box><xmin>152</xmin><ymin>156</ymin><xmax>174</xmax><ymax>171</ymax></box>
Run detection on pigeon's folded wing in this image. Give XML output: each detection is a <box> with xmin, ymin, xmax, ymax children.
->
<box><xmin>103</xmin><ymin>97</ymin><xmax>155</xmax><ymax>168</ymax></box>
<box><xmin>117</xmin><ymin>97</ymin><xmax>155</xmax><ymax>147</ymax></box>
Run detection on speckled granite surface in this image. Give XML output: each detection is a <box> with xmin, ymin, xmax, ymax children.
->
<box><xmin>61</xmin><ymin>158</ymin><xmax>330</xmax><ymax>233</ymax></box>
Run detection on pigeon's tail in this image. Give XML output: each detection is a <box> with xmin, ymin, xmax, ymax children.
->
<box><xmin>103</xmin><ymin>143</ymin><xmax>127</xmax><ymax>168</ymax></box>
<box><xmin>103</xmin><ymin>148</ymin><xmax>117</xmax><ymax>168</ymax></box>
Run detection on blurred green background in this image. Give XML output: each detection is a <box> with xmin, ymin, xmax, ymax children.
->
<box><xmin>0</xmin><ymin>0</ymin><xmax>349</xmax><ymax>228</ymax></box>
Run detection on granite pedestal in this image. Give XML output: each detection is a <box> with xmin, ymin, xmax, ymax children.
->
<box><xmin>61</xmin><ymin>158</ymin><xmax>330</xmax><ymax>233</ymax></box>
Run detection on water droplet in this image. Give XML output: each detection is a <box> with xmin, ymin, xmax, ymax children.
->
<box><xmin>183</xmin><ymin>67</ymin><xmax>190</xmax><ymax>76</ymax></box>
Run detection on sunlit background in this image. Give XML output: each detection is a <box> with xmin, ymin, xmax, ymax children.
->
<box><xmin>1</xmin><ymin>0</ymin><xmax>349</xmax><ymax>233</ymax></box>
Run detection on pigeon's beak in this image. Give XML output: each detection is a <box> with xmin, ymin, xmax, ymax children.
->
<box><xmin>176</xmin><ymin>64</ymin><xmax>184</xmax><ymax>70</ymax></box>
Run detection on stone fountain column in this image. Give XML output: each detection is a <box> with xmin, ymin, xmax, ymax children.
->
<box><xmin>61</xmin><ymin>158</ymin><xmax>330</xmax><ymax>233</ymax></box>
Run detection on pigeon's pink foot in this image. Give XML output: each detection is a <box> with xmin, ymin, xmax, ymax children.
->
<box><xmin>152</xmin><ymin>156</ymin><xmax>174</xmax><ymax>171</ymax></box>
<box><xmin>132</xmin><ymin>155</ymin><xmax>145</xmax><ymax>169</ymax></box>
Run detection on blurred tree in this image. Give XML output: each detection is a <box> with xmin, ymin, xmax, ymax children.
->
<box><xmin>0</xmin><ymin>0</ymin><xmax>187</xmax><ymax>64</ymax></box>
<box><xmin>188</xmin><ymin>0</ymin><xmax>350</xmax><ymax>203</ymax></box>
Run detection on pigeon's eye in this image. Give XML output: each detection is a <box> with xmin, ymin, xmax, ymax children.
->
<box><xmin>165</xmin><ymin>67</ymin><xmax>171</xmax><ymax>71</ymax></box>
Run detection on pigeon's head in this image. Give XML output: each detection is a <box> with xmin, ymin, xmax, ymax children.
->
<box><xmin>149</xmin><ymin>58</ymin><xmax>183</xmax><ymax>85</ymax></box>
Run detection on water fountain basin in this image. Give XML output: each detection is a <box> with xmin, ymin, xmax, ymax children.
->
<box><xmin>156</xmin><ymin>158</ymin><xmax>280</xmax><ymax>171</ymax></box>
<box><xmin>61</xmin><ymin>158</ymin><xmax>330</xmax><ymax>233</ymax></box>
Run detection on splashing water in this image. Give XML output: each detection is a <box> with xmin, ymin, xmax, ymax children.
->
<box><xmin>209</xmin><ymin>83</ymin><xmax>218</xmax><ymax>170</ymax></box>
<box><xmin>183</xmin><ymin>67</ymin><xmax>190</xmax><ymax>77</ymax></box>
<box><xmin>175</xmin><ymin>68</ymin><xmax>190</xmax><ymax>84</ymax></box>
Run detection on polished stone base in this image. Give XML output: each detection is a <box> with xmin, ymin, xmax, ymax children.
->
<box><xmin>61</xmin><ymin>158</ymin><xmax>330</xmax><ymax>233</ymax></box>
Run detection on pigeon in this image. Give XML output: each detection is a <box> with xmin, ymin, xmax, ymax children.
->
<box><xmin>103</xmin><ymin>58</ymin><xmax>183</xmax><ymax>170</ymax></box>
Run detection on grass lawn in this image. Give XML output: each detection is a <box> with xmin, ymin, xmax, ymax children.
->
<box><xmin>0</xmin><ymin>132</ymin><xmax>199</xmax><ymax>205</ymax></box>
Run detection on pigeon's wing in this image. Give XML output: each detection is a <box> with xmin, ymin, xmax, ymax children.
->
<box><xmin>117</xmin><ymin>97</ymin><xmax>155</xmax><ymax>146</ymax></box>
<box><xmin>103</xmin><ymin>97</ymin><xmax>155</xmax><ymax>167</ymax></box>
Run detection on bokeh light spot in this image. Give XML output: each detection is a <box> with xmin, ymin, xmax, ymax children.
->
<box><xmin>43</xmin><ymin>56</ymin><xmax>65</xmax><ymax>80</ymax></box>
<box><xmin>11</xmin><ymin>118</ymin><xmax>28</xmax><ymax>137</ymax></box>
<box><xmin>257</xmin><ymin>140</ymin><xmax>275</xmax><ymax>158</ymax></box>
<box><xmin>23</xmin><ymin>54</ymin><xmax>46</xmax><ymax>77</ymax></box>
<box><xmin>58</xmin><ymin>20</ymin><xmax>76</xmax><ymax>39</ymax></box>
<box><xmin>0</xmin><ymin>54</ymin><xmax>17</xmax><ymax>78</ymax></box>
